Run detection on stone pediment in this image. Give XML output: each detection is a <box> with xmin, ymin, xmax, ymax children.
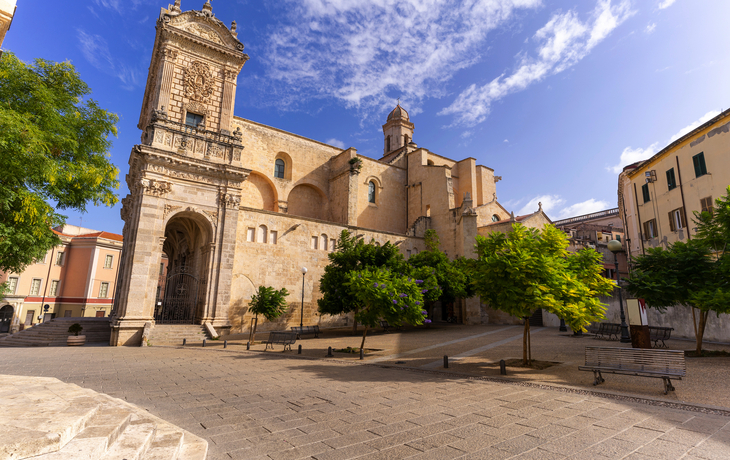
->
<box><xmin>163</xmin><ymin>10</ymin><xmax>244</xmax><ymax>53</ymax></box>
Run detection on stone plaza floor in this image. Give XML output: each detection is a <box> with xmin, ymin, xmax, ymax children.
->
<box><xmin>1</xmin><ymin>331</ymin><xmax>730</xmax><ymax>459</ymax></box>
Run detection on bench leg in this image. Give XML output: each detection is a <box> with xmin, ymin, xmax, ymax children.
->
<box><xmin>593</xmin><ymin>371</ymin><xmax>604</xmax><ymax>386</ymax></box>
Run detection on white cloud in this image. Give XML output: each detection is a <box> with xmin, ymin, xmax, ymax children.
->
<box><xmin>658</xmin><ymin>0</ymin><xmax>676</xmax><ymax>9</ymax></box>
<box><xmin>77</xmin><ymin>29</ymin><xmax>140</xmax><ymax>90</ymax></box>
<box><xmin>645</xmin><ymin>23</ymin><xmax>656</xmax><ymax>34</ymax></box>
<box><xmin>515</xmin><ymin>195</ymin><xmax>609</xmax><ymax>219</ymax></box>
<box><xmin>608</xmin><ymin>110</ymin><xmax>721</xmax><ymax>174</ymax></box>
<box><xmin>264</xmin><ymin>0</ymin><xmax>543</xmax><ymax>113</ymax></box>
<box><xmin>325</xmin><ymin>138</ymin><xmax>346</xmax><ymax>149</ymax></box>
<box><xmin>608</xmin><ymin>143</ymin><xmax>659</xmax><ymax>174</ymax></box>
<box><xmin>667</xmin><ymin>110</ymin><xmax>720</xmax><ymax>143</ymax></box>
<box><xmin>503</xmin><ymin>139</ymin><xmax>509</xmax><ymax>143</ymax></box>
<box><xmin>440</xmin><ymin>0</ymin><xmax>633</xmax><ymax>127</ymax></box>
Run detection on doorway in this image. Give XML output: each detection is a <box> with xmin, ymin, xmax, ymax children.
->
<box><xmin>0</xmin><ymin>305</ymin><xmax>13</xmax><ymax>333</ymax></box>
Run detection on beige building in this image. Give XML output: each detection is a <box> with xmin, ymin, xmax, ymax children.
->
<box><xmin>618</xmin><ymin>109</ymin><xmax>730</xmax><ymax>258</ymax></box>
<box><xmin>111</xmin><ymin>1</ymin><xmax>550</xmax><ymax>345</ymax></box>
<box><xmin>553</xmin><ymin>208</ymin><xmax>628</xmax><ymax>280</ymax></box>
<box><xmin>0</xmin><ymin>225</ymin><xmax>123</xmax><ymax>333</ymax></box>
<box><xmin>0</xmin><ymin>0</ymin><xmax>16</xmax><ymax>51</ymax></box>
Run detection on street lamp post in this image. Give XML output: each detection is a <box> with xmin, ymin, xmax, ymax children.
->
<box><xmin>300</xmin><ymin>267</ymin><xmax>307</xmax><ymax>329</ymax></box>
<box><xmin>607</xmin><ymin>240</ymin><xmax>631</xmax><ymax>343</ymax></box>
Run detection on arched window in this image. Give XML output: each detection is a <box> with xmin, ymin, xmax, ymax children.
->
<box><xmin>368</xmin><ymin>181</ymin><xmax>376</xmax><ymax>203</ymax></box>
<box><xmin>274</xmin><ymin>159</ymin><xmax>285</xmax><ymax>179</ymax></box>
<box><xmin>427</xmin><ymin>159</ymin><xmax>434</xmax><ymax>166</ymax></box>
<box><xmin>386</xmin><ymin>136</ymin><xmax>391</xmax><ymax>152</ymax></box>
<box><xmin>426</xmin><ymin>205</ymin><xmax>431</xmax><ymax>217</ymax></box>
<box><xmin>321</xmin><ymin>233</ymin><xmax>328</xmax><ymax>251</ymax></box>
<box><xmin>492</xmin><ymin>214</ymin><xmax>500</xmax><ymax>222</ymax></box>
<box><xmin>257</xmin><ymin>225</ymin><xmax>268</xmax><ymax>244</ymax></box>
<box><xmin>404</xmin><ymin>134</ymin><xmax>410</xmax><ymax>145</ymax></box>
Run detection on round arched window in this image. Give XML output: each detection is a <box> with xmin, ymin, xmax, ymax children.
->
<box><xmin>492</xmin><ymin>214</ymin><xmax>500</xmax><ymax>222</ymax></box>
<box><xmin>368</xmin><ymin>181</ymin><xmax>376</xmax><ymax>203</ymax></box>
<box><xmin>274</xmin><ymin>159</ymin><xmax>285</xmax><ymax>178</ymax></box>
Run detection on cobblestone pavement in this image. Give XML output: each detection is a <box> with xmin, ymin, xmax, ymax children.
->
<box><xmin>1</xmin><ymin>346</ymin><xmax>729</xmax><ymax>460</ymax></box>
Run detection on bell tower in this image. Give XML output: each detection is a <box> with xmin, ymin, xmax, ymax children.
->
<box><xmin>382</xmin><ymin>104</ymin><xmax>414</xmax><ymax>156</ymax></box>
<box><xmin>111</xmin><ymin>0</ymin><xmax>251</xmax><ymax>346</ymax></box>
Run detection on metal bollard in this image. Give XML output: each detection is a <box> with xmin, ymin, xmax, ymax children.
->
<box><xmin>327</xmin><ymin>346</ymin><xmax>333</xmax><ymax>357</ymax></box>
<box><xmin>444</xmin><ymin>355</ymin><xmax>449</xmax><ymax>368</ymax></box>
<box><xmin>224</xmin><ymin>340</ymin><xmax>227</xmax><ymax>349</ymax></box>
<box><xmin>500</xmin><ymin>359</ymin><xmax>507</xmax><ymax>375</ymax></box>
<box><xmin>246</xmin><ymin>341</ymin><xmax>250</xmax><ymax>350</ymax></box>
<box><xmin>360</xmin><ymin>348</ymin><xmax>364</xmax><ymax>360</ymax></box>
<box><xmin>202</xmin><ymin>339</ymin><xmax>206</xmax><ymax>347</ymax></box>
<box><xmin>182</xmin><ymin>338</ymin><xmax>186</xmax><ymax>346</ymax></box>
<box><xmin>298</xmin><ymin>344</ymin><xmax>302</xmax><ymax>354</ymax></box>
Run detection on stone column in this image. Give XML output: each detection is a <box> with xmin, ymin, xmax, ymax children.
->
<box><xmin>153</xmin><ymin>47</ymin><xmax>178</xmax><ymax>117</ymax></box>
<box><xmin>347</xmin><ymin>161</ymin><xmax>360</xmax><ymax>226</ymax></box>
<box><xmin>219</xmin><ymin>69</ymin><xmax>237</xmax><ymax>134</ymax></box>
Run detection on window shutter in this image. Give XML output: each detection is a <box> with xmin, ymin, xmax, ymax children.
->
<box><xmin>643</xmin><ymin>221</ymin><xmax>648</xmax><ymax>239</ymax></box>
<box><xmin>642</xmin><ymin>184</ymin><xmax>650</xmax><ymax>203</ymax></box>
<box><xmin>668</xmin><ymin>212</ymin><xmax>675</xmax><ymax>231</ymax></box>
<box><xmin>699</xmin><ymin>153</ymin><xmax>707</xmax><ymax>175</ymax></box>
<box><xmin>680</xmin><ymin>208</ymin><xmax>687</xmax><ymax>227</ymax></box>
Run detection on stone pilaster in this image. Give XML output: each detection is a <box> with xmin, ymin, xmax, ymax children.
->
<box><xmin>153</xmin><ymin>47</ymin><xmax>178</xmax><ymax>121</ymax></box>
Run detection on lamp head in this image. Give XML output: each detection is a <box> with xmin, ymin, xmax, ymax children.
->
<box><xmin>301</xmin><ymin>267</ymin><xmax>308</xmax><ymax>275</ymax></box>
<box><xmin>607</xmin><ymin>240</ymin><xmax>622</xmax><ymax>253</ymax></box>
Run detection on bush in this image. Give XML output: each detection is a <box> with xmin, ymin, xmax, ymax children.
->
<box><xmin>68</xmin><ymin>323</ymin><xmax>83</xmax><ymax>336</ymax></box>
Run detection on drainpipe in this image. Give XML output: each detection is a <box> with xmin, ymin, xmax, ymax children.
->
<box><xmin>633</xmin><ymin>183</ymin><xmax>645</xmax><ymax>255</ymax></box>
<box><xmin>40</xmin><ymin>246</ymin><xmax>56</xmax><ymax>322</ymax></box>
<box><xmin>676</xmin><ymin>156</ymin><xmax>690</xmax><ymax>240</ymax></box>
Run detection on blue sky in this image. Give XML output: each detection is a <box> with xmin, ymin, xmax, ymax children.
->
<box><xmin>5</xmin><ymin>0</ymin><xmax>729</xmax><ymax>234</ymax></box>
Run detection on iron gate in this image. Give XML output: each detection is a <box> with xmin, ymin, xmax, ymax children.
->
<box><xmin>155</xmin><ymin>267</ymin><xmax>199</xmax><ymax>324</ymax></box>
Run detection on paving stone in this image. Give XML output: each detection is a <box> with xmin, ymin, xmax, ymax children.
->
<box><xmin>636</xmin><ymin>438</ymin><xmax>693</xmax><ymax>458</ymax></box>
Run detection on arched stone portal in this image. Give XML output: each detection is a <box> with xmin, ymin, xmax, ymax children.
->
<box><xmin>0</xmin><ymin>305</ymin><xmax>13</xmax><ymax>333</ymax></box>
<box><xmin>155</xmin><ymin>212</ymin><xmax>213</xmax><ymax>324</ymax></box>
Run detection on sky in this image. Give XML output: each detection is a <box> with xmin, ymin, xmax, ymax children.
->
<box><xmin>5</xmin><ymin>0</ymin><xmax>730</xmax><ymax>234</ymax></box>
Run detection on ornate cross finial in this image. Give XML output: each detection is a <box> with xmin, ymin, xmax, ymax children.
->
<box><xmin>538</xmin><ymin>201</ymin><xmax>542</xmax><ymax>211</ymax></box>
<box><xmin>397</xmin><ymin>97</ymin><xmax>400</xmax><ymax>106</ymax></box>
<box><xmin>203</xmin><ymin>0</ymin><xmax>212</xmax><ymax>12</ymax></box>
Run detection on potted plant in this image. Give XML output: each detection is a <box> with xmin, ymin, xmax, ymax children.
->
<box><xmin>67</xmin><ymin>323</ymin><xmax>85</xmax><ymax>346</ymax></box>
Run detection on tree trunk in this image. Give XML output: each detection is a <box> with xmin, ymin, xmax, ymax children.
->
<box><xmin>695</xmin><ymin>308</ymin><xmax>709</xmax><ymax>355</ymax></box>
<box><xmin>527</xmin><ymin>321</ymin><xmax>532</xmax><ymax>365</ymax></box>
<box><xmin>522</xmin><ymin>319</ymin><xmax>529</xmax><ymax>365</ymax></box>
<box><xmin>250</xmin><ymin>314</ymin><xmax>259</xmax><ymax>344</ymax></box>
<box><xmin>352</xmin><ymin>308</ymin><xmax>358</xmax><ymax>335</ymax></box>
<box><xmin>360</xmin><ymin>326</ymin><xmax>368</xmax><ymax>350</ymax></box>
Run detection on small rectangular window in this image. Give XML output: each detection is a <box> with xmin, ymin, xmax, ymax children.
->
<box><xmin>666</xmin><ymin>168</ymin><xmax>676</xmax><ymax>191</ymax></box>
<box><xmin>668</xmin><ymin>208</ymin><xmax>686</xmax><ymax>231</ymax></box>
<box><xmin>616</xmin><ymin>235</ymin><xmax>621</xmax><ymax>242</ymax></box>
<box><xmin>55</xmin><ymin>252</ymin><xmax>65</xmax><ymax>266</ymax></box>
<box><xmin>104</xmin><ymin>254</ymin><xmax>113</xmax><ymax>269</ymax></box>
<box><xmin>30</xmin><ymin>279</ymin><xmax>42</xmax><ymax>296</ymax></box>
<box><xmin>50</xmin><ymin>280</ymin><xmax>60</xmax><ymax>297</ymax></box>
<box><xmin>99</xmin><ymin>282</ymin><xmax>109</xmax><ymax>298</ymax></box>
<box><xmin>185</xmin><ymin>112</ymin><xmax>203</xmax><ymax>128</ymax></box>
<box><xmin>7</xmin><ymin>277</ymin><xmax>18</xmax><ymax>294</ymax></box>
<box><xmin>701</xmin><ymin>196</ymin><xmax>714</xmax><ymax>214</ymax></box>
<box><xmin>643</xmin><ymin>219</ymin><xmax>657</xmax><ymax>239</ymax></box>
<box><xmin>311</xmin><ymin>236</ymin><xmax>319</xmax><ymax>250</ymax></box>
<box><xmin>159</xmin><ymin>263</ymin><xmax>165</xmax><ymax>275</ymax></box>
<box><xmin>642</xmin><ymin>183</ymin><xmax>650</xmax><ymax>203</ymax></box>
<box><xmin>270</xmin><ymin>231</ymin><xmax>278</xmax><ymax>245</ymax></box>
<box><xmin>246</xmin><ymin>228</ymin><xmax>255</xmax><ymax>242</ymax></box>
<box><xmin>693</xmin><ymin>152</ymin><xmax>708</xmax><ymax>177</ymax></box>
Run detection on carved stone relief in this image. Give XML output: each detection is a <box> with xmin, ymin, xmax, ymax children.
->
<box><xmin>219</xmin><ymin>191</ymin><xmax>241</xmax><ymax>209</ymax></box>
<box><xmin>185</xmin><ymin>23</ymin><xmax>223</xmax><ymax>44</ymax></box>
<box><xmin>141</xmin><ymin>179</ymin><xmax>173</xmax><ymax>197</ymax></box>
<box><xmin>164</xmin><ymin>204</ymin><xmax>182</xmax><ymax>218</ymax></box>
<box><xmin>202</xmin><ymin>210</ymin><xmax>219</xmax><ymax>227</ymax></box>
<box><xmin>184</xmin><ymin>61</ymin><xmax>215</xmax><ymax>103</ymax></box>
<box><xmin>207</xmin><ymin>143</ymin><xmax>224</xmax><ymax>158</ymax></box>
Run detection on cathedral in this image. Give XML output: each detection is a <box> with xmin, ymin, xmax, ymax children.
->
<box><xmin>111</xmin><ymin>1</ymin><xmax>550</xmax><ymax>345</ymax></box>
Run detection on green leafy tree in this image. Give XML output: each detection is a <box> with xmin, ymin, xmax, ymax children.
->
<box><xmin>318</xmin><ymin>229</ymin><xmax>408</xmax><ymax>334</ymax></box>
<box><xmin>0</xmin><ymin>52</ymin><xmax>119</xmax><ymax>273</ymax></box>
<box><xmin>473</xmin><ymin>224</ymin><xmax>614</xmax><ymax>365</ymax></box>
<box><xmin>248</xmin><ymin>286</ymin><xmax>289</xmax><ymax>341</ymax></box>
<box><xmin>345</xmin><ymin>267</ymin><xmax>433</xmax><ymax>349</ymax></box>
<box><xmin>627</xmin><ymin>194</ymin><xmax>730</xmax><ymax>354</ymax></box>
<box><xmin>409</xmin><ymin>230</ymin><xmax>473</xmax><ymax>313</ymax></box>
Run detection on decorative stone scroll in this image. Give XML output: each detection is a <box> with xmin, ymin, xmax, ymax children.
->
<box><xmin>141</xmin><ymin>179</ymin><xmax>173</xmax><ymax>197</ymax></box>
<box><xmin>202</xmin><ymin>210</ymin><xmax>219</xmax><ymax>228</ymax></box>
<box><xmin>164</xmin><ymin>204</ymin><xmax>182</xmax><ymax>218</ymax></box>
<box><xmin>184</xmin><ymin>61</ymin><xmax>214</xmax><ymax>103</ymax></box>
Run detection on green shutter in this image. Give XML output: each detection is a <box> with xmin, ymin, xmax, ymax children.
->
<box><xmin>666</xmin><ymin>168</ymin><xmax>676</xmax><ymax>190</ymax></box>
<box><xmin>642</xmin><ymin>183</ymin><xmax>650</xmax><ymax>203</ymax></box>
<box><xmin>693</xmin><ymin>152</ymin><xmax>707</xmax><ymax>177</ymax></box>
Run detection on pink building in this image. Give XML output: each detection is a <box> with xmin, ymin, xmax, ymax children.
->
<box><xmin>0</xmin><ymin>225</ymin><xmax>123</xmax><ymax>333</ymax></box>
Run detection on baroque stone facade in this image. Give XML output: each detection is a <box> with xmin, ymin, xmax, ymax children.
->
<box><xmin>111</xmin><ymin>1</ymin><xmax>549</xmax><ymax>345</ymax></box>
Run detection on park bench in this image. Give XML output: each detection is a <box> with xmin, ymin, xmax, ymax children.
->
<box><xmin>264</xmin><ymin>331</ymin><xmax>297</xmax><ymax>351</ymax></box>
<box><xmin>291</xmin><ymin>325</ymin><xmax>320</xmax><ymax>339</ymax></box>
<box><xmin>579</xmin><ymin>346</ymin><xmax>685</xmax><ymax>394</ymax></box>
<box><xmin>592</xmin><ymin>322</ymin><xmax>621</xmax><ymax>341</ymax></box>
<box><xmin>380</xmin><ymin>320</ymin><xmax>403</xmax><ymax>333</ymax></box>
<box><xmin>649</xmin><ymin>326</ymin><xmax>674</xmax><ymax>348</ymax></box>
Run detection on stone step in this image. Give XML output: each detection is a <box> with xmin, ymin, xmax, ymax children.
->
<box><xmin>99</xmin><ymin>416</ymin><xmax>157</xmax><ymax>460</ymax></box>
<box><xmin>143</xmin><ymin>431</ymin><xmax>184</xmax><ymax>460</ymax></box>
<box><xmin>177</xmin><ymin>435</ymin><xmax>208</xmax><ymax>460</ymax></box>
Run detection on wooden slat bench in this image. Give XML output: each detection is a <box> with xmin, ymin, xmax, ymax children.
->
<box><xmin>648</xmin><ymin>326</ymin><xmax>674</xmax><ymax>348</ymax></box>
<box><xmin>579</xmin><ymin>346</ymin><xmax>685</xmax><ymax>394</ymax></box>
<box><xmin>291</xmin><ymin>325</ymin><xmax>320</xmax><ymax>339</ymax></box>
<box><xmin>264</xmin><ymin>331</ymin><xmax>297</xmax><ymax>351</ymax></box>
<box><xmin>592</xmin><ymin>322</ymin><xmax>621</xmax><ymax>341</ymax></box>
<box><xmin>380</xmin><ymin>320</ymin><xmax>403</xmax><ymax>333</ymax></box>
